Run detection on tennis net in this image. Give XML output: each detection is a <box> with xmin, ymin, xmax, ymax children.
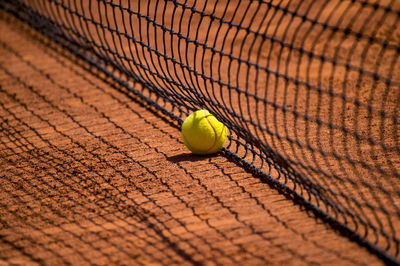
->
<box><xmin>1</xmin><ymin>0</ymin><xmax>399</xmax><ymax>263</ymax></box>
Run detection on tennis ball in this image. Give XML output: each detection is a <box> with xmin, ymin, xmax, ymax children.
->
<box><xmin>181</xmin><ymin>110</ymin><xmax>227</xmax><ymax>155</ymax></box>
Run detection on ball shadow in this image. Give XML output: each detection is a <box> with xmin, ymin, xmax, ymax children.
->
<box><xmin>166</xmin><ymin>152</ymin><xmax>221</xmax><ymax>163</ymax></box>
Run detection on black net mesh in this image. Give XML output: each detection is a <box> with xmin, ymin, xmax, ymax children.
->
<box><xmin>1</xmin><ymin>0</ymin><xmax>399</xmax><ymax>263</ymax></box>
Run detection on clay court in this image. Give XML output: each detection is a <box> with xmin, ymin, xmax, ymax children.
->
<box><xmin>0</xmin><ymin>0</ymin><xmax>399</xmax><ymax>265</ymax></box>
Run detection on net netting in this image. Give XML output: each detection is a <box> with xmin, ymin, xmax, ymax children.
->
<box><xmin>1</xmin><ymin>0</ymin><xmax>399</xmax><ymax>263</ymax></box>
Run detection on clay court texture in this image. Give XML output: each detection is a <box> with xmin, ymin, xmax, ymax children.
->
<box><xmin>0</xmin><ymin>0</ymin><xmax>399</xmax><ymax>265</ymax></box>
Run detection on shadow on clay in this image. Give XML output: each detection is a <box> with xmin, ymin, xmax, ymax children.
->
<box><xmin>166</xmin><ymin>152</ymin><xmax>221</xmax><ymax>163</ymax></box>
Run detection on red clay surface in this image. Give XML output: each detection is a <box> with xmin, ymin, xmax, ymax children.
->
<box><xmin>0</xmin><ymin>9</ymin><xmax>388</xmax><ymax>266</ymax></box>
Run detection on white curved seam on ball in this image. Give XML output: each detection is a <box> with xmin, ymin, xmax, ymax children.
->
<box><xmin>204</xmin><ymin>110</ymin><xmax>219</xmax><ymax>153</ymax></box>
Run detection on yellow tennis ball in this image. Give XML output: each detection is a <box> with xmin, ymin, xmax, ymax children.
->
<box><xmin>181</xmin><ymin>110</ymin><xmax>227</xmax><ymax>155</ymax></box>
